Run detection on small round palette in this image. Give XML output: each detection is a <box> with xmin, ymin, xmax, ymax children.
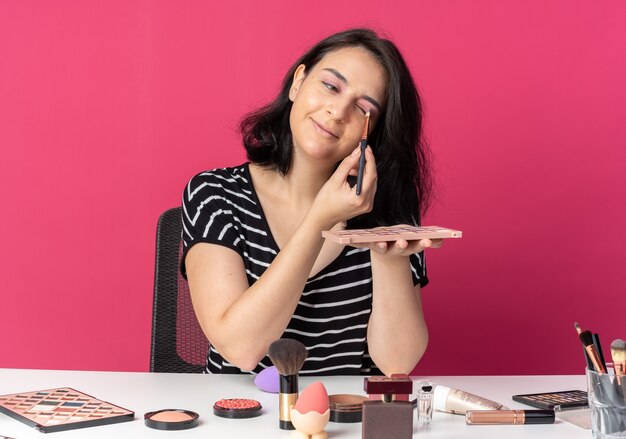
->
<box><xmin>144</xmin><ymin>409</ymin><xmax>199</xmax><ymax>430</ymax></box>
<box><xmin>213</xmin><ymin>398</ymin><xmax>262</xmax><ymax>419</ymax></box>
<box><xmin>329</xmin><ymin>394</ymin><xmax>368</xmax><ymax>423</ymax></box>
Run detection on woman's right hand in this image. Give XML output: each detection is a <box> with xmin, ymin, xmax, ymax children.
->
<box><xmin>310</xmin><ymin>145</ymin><xmax>378</xmax><ymax>229</ymax></box>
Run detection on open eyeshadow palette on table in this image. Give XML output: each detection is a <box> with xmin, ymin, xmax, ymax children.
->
<box><xmin>0</xmin><ymin>387</ymin><xmax>134</xmax><ymax>433</ymax></box>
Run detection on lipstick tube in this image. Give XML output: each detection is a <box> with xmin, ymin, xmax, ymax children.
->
<box><xmin>465</xmin><ymin>409</ymin><xmax>555</xmax><ymax>425</ymax></box>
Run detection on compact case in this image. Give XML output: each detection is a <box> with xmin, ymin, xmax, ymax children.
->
<box><xmin>0</xmin><ymin>387</ymin><xmax>134</xmax><ymax>433</ymax></box>
<box><xmin>329</xmin><ymin>394</ymin><xmax>367</xmax><ymax>423</ymax></box>
<box><xmin>144</xmin><ymin>409</ymin><xmax>199</xmax><ymax>430</ymax></box>
<box><xmin>213</xmin><ymin>399</ymin><xmax>262</xmax><ymax>419</ymax></box>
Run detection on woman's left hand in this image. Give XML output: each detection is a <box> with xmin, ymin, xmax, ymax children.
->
<box><xmin>349</xmin><ymin>237</ymin><xmax>443</xmax><ymax>257</ymax></box>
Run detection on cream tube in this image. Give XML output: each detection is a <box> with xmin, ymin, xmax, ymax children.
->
<box><xmin>433</xmin><ymin>385</ymin><xmax>508</xmax><ymax>415</ymax></box>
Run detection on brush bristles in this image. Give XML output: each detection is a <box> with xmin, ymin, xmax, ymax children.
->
<box><xmin>574</xmin><ymin>322</ymin><xmax>582</xmax><ymax>334</ymax></box>
<box><xmin>611</xmin><ymin>339</ymin><xmax>626</xmax><ymax>362</ymax></box>
<box><xmin>268</xmin><ymin>339</ymin><xmax>308</xmax><ymax>376</ymax></box>
<box><xmin>579</xmin><ymin>330</ymin><xmax>594</xmax><ymax>347</ymax></box>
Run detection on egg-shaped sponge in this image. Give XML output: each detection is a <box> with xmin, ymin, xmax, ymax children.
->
<box><xmin>254</xmin><ymin>366</ymin><xmax>279</xmax><ymax>393</ymax></box>
<box><xmin>294</xmin><ymin>381</ymin><xmax>329</xmax><ymax>414</ymax></box>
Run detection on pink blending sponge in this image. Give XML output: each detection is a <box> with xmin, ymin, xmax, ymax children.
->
<box><xmin>254</xmin><ymin>366</ymin><xmax>279</xmax><ymax>393</ymax></box>
<box><xmin>294</xmin><ymin>381</ymin><xmax>329</xmax><ymax>414</ymax></box>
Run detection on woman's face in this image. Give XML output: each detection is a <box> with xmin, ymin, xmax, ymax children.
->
<box><xmin>288</xmin><ymin>46</ymin><xmax>387</xmax><ymax>166</ymax></box>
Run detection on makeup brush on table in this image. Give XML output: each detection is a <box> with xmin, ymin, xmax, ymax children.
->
<box><xmin>268</xmin><ymin>338</ymin><xmax>308</xmax><ymax>430</ymax></box>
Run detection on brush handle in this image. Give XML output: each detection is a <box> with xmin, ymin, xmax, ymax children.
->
<box><xmin>355</xmin><ymin>139</ymin><xmax>367</xmax><ymax>196</ymax></box>
<box><xmin>279</xmin><ymin>374</ymin><xmax>299</xmax><ymax>430</ymax></box>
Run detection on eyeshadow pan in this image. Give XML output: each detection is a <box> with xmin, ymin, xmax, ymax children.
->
<box><xmin>62</xmin><ymin>402</ymin><xmax>84</xmax><ymax>407</ymax></box>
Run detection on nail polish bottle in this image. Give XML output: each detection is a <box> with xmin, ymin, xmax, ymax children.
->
<box><xmin>362</xmin><ymin>374</ymin><xmax>414</xmax><ymax>439</ymax></box>
<box><xmin>417</xmin><ymin>385</ymin><xmax>434</xmax><ymax>426</ymax></box>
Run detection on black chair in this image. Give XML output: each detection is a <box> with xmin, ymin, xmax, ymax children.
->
<box><xmin>150</xmin><ymin>207</ymin><xmax>209</xmax><ymax>373</ymax></box>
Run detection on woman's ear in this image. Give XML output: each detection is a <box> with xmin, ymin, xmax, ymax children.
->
<box><xmin>289</xmin><ymin>64</ymin><xmax>306</xmax><ymax>102</ymax></box>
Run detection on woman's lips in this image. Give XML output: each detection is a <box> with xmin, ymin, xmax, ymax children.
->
<box><xmin>311</xmin><ymin>119</ymin><xmax>339</xmax><ymax>139</ymax></box>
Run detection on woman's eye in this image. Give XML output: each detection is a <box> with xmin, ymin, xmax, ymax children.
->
<box><xmin>356</xmin><ymin>105</ymin><xmax>368</xmax><ymax>115</ymax></box>
<box><xmin>322</xmin><ymin>81</ymin><xmax>339</xmax><ymax>93</ymax></box>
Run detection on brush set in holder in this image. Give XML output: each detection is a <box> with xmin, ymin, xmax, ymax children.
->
<box><xmin>576</xmin><ymin>324</ymin><xmax>626</xmax><ymax>437</ymax></box>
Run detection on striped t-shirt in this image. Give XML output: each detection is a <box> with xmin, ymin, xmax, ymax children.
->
<box><xmin>181</xmin><ymin>163</ymin><xmax>428</xmax><ymax>375</ymax></box>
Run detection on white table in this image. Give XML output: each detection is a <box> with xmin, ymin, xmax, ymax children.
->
<box><xmin>0</xmin><ymin>369</ymin><xmax>590</xmax><ymax>438</ymax></box>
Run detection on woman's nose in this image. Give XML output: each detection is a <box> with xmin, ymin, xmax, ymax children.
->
<box><xmin>326</xmin><ymin>98</ymin><xmax>350</xmax><ymax>122</ymax></box>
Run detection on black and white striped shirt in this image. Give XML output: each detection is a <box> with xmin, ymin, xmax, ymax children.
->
<box><xmin>181</xmin><ymin>163</ymin><xmax>428</xmax><ymax>375</ymax></box>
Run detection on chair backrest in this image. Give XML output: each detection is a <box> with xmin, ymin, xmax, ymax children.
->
<box><xmin>150</xmin><ymin>207</ymin><xmax>209</xmax><ymax>373</ymax></box>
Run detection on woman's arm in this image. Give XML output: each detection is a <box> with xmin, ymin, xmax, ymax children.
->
<box><xmin>365</xmin><ymin>239</ymin><xmax>441</xmax><ymax>375</ymax></box>
<box><xmin>186</xmin><ymin>214</ymin><xmax>327</xmax><ymax>371</ymax></box>
<box><xmin>186</xmin><ymin>148</ymin><xmax>377</xmax><ymax>371</ymax></box>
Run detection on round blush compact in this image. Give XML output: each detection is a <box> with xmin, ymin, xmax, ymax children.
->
<box><xmin>144</xmin><ymin>409</ymin><xmax>199</xmax><ymax>430</ymax></box>
<box><xmin>328</xmin><ymin>394</ymin><xmax>368</xmax><ymax>423</ymax></box>
<box><xmin>213</xmin><ymin>398</ymin><xmax>262</xmax><ymax>419</ymax></box>
<box><xmin>329</xmin><ymin>394</ymin><xmax>368</xmax><ymax>423</ymax></box>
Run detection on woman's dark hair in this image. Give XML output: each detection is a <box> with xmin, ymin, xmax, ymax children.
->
<box><xmin>240</xmin><ymin>28</ymin><xmax>432</xmax><ymax>227</ymax></box>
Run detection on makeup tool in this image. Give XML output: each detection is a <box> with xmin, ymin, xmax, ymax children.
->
<box><xmin>290</xmin><ymin>381</ymin><xmax>330</xmax><ymax>439</ymax></box>
<box><xmin>0</xmin><ymin>387</ymin><xmax>134</xmax><ymax>433</ymax></box>
<box><xmin>433</xmin><ymin>385</ymin><xmax>507</xmax><ymax>415</ymax></box>
<box><xmin>417</xmin><ymin>385</ymin><xmax>434</xmax><ymax>426</ymax></box>
<box><xmin>574</xmin><ymin>322</ymin><xmax>582</xmax><ymax>334</ymax></box>
<box><xmin>328</xmin><ymin>394</ymin><xmax>367</xmax><ymax>423</ymax></box>
<box><xmin>362</xmin><ymin>375</ymin><xmax>413</xmax><ymax>439</ymax></box>
<box><xmin>144</xmin><ymin>409</ymin><xmax>199</xmax><ymax>430</ymax></box>
<box><xmin>322</xmin><ymin>225</ymin><xmax>462</xmax><ymax>245</ymax></box>
<box><xmin>268</xmin><ymin>338</ymin><xmax>308</xmax><ymax>430</ymax></box>
<box><xmin>465</xmin><ymin>409</ymin><xmax>555</xmax><ymax>425</ymax></box>
<box><xmin>579</xmin><ymin>330</ymin><xmax>607</xmax><ymax>373</ymax></box>
<box><xmin>574</xmin><ymin>322</ymin><xmax>593</xmax><ymax>369</ymax></box>
<box><xmin>611</xmin><ymin>339</ymin><xmax>626</xmax><ymax>383</ymax></box>
<box><xmin>512</xmin><ymin>390</ymin><xmax>588</xmax><ymax>410</ymax></box>
<box><xmin>254</xmin><ymin>366</ymin><xmax>280</xmax><ymax>393</ymax></box>
<box><xmin>355</xmin><ymin>112</ymin><xmax>370</xmax><ymax>196</ymax></box>
<box><xmin>213</xmin><ymin>399</ymin><xmax>262</xmax><ymax>419</ymax></box>
<box><xmin>593</xmin><ymin>333</ymin><xmax>608</xmax><ymax>370</ymax></box>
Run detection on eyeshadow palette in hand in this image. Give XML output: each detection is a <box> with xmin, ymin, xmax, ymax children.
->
<box><xmin>512</xmin><ymin>390</ymin><xmax>588</xmax><ymax>410</ymax></box>
<box><xmin>322</xmin><ymin>225</ymin><xmax>462</xmax><ymax>244</ymax></box>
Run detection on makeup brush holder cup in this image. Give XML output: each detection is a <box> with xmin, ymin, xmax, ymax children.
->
<box><xmin>586</xmin><ymin>365</ymin><xmax>626</xmax><ymax>438</ymax></box>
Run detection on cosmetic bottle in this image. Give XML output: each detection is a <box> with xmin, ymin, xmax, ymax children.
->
<box><xmin>418</xmin><ymin>385</ymin><xmax>434</xmax><ymax>426</ymax></box>
<box><xmin>433</xmin><ymin>385</ymin><xmax>507</xmax><ymax>415</ymax></box>
<box><xmin>362</xmin><ymin>374</ymin><xmax>413</xmax><ymax>439</ymax></box>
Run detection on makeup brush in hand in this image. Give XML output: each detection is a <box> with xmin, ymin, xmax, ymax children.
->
<box><xmin>611</xmin><ymin>339</ymin><xmax>626</xmax><ymax>384</ymax></box>
<box><xmin>268</xmin><ymin>338</ymin><xmax>308</xmax><ymax>430</ymax></box>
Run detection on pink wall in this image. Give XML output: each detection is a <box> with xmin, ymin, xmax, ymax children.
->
<box><xmin>1</xmin><ymin>1</ymin><xmax>624</xmax><ymax>375</ymax></box>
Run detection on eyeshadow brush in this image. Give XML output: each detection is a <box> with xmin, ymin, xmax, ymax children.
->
<box><xmin>593</xmin><ymin>333</ymin><xmax>608</xmax><ymax>372</ymax></box>
<box><xmin>355</xmin><ymin>112</ymin><xmax>370</xmax><ymax>196</ymax></box>
<box><xmin>579</xmin><ymin>330</ymin><xmax>606</xmax><ymax>374</ymax></box>
<box><xmin>268</xmin><ymin>338</ymin><xmax>308</xmax><ymax>430</ymax></box>
<box><xmin>574</xmin><ymin>322</ymin><xmax>593</xmax><ymax>369</ymax></box>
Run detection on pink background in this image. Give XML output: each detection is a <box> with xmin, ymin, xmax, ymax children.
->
<box><xmin>1</xmin><ymin>1</ymin><xmax>625</xmax><ymax>375</ymax></box>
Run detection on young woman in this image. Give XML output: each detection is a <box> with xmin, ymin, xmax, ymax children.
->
<box><xmin>181</xmin><ymin>28</ymin><xmax>440</xmax><ymax>376</ymax></box>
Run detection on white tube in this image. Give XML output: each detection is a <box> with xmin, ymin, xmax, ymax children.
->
<box><xmin>433</xmin><ymin>385</ymin><xmax>508</xmax><ymax>415</ymax></box>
